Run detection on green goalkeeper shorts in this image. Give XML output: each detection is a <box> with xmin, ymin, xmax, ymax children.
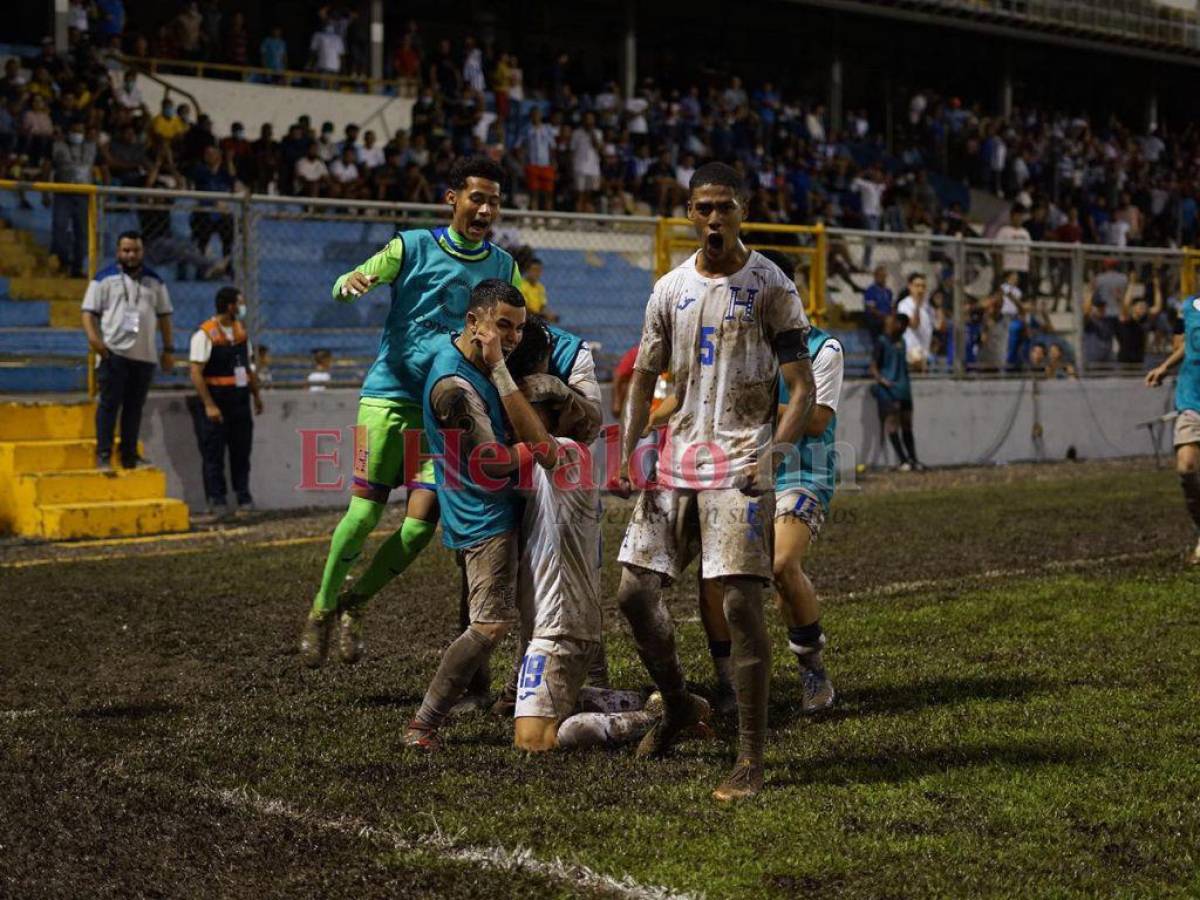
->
<box><xmin>352</xmin><ymin>397</ymin><xmax>436</xmax><ymax>494</ymax></box>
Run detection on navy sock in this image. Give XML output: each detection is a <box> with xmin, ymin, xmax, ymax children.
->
<box><xmin>788</xmin><ymin>622</ymin><xmax>823</xmax><ymax>651</ymax></box>
<box><xmin>708</xmin><ymin>640</ymin><xmax>732</xmax><ymax>659</ymax></box>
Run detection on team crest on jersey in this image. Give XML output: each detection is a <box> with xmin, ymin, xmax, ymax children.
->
<box><xmin>724</xmin><ymin>286</ymin><xmax>758</xmax><ymax>322</ymax></box>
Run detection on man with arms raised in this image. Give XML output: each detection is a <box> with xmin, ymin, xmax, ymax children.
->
<box><xmin>615</xmin><ymin>163</ymin><xmax>816</xmax><ymax>801</ymax></box>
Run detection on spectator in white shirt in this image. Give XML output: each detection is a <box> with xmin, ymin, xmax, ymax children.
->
<box><xmin>569</xmin><ymin>111</ymin><xmax>602</xmax><ymax>213</ymax></box>
<box><xmin>994</xmin><ymin>206</ymin><xmax>1031</xmax><ymax>293</ymax></box>
<box><xmin>329</xmin><ymin>146</ymin><xmax>363</xmax><ymax>198</ymax></box>
<box><xmin>295</xmin><ymin>142</ymin><xmax>331</xmax><ymax>197</ymax></box>
<box><xmin>358</xmin><ymin>130</ymin><xmax>384</xmax><ymax>170</ymax></box>
<box><xmin>675</xmin><ymin>152</ymin><xmax>696</xmax><ymax>190</ymax></box>
<box><xmin>309</xmin><ymin>23</ymin><xmax>345</xmax><ymax>78</ymax></box>
<box><xmin>519</xmin><ymin>105</ymin><xmax>557</xmax><ymax>211</ymax></box>
<box><xmin>897</xmin><ymin>272</ymin><xmax>934</xmax><ymax>372</ymax></box>
<box><xmin>115</xmin><ymin>70</ymin><xmax>144</xmax><ymax>111</ymax></box>
<box><xmin>462</xmin><ymin>37</ymin><xmax>486</xmax><ymax>93</ymax></box>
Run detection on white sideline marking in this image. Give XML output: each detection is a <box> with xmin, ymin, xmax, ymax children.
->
<box><xmin>834</xmin><ymin>549</ymin><xmax>1171</xmax><ymax>602</ymax></box>
<box><xmin>204</xmin><ymin>786</ymin><xmax>698</xmax><ymax>900</ymax></box>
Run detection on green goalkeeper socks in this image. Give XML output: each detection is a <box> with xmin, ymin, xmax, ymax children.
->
<box><xmin>350</xmin><ymin>515</ymin><xmax>437</xmax><ymax>601</ymax></box>
<box><xmin>311</xmin><ymin>496</ymin><xmax>385</xmax><ymax>613</ymax></box>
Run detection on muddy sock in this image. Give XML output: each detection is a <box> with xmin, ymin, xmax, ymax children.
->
<box><xmin>788</xmin><ymin>623</ymin><xmax>826</xmax><ymax>673</ymax></box>
<box><xmin>902</xmin><ymin>427</ymin><xmax>918</xmax><ymax>464</ymax></box>
<box><xmin>576</xmin><ymin>686</ymin><xmax>643</xmax><ymax>714</ymax></box>
<box><xmin>1181</xmin><ymin>471</ymin><xmax>1200</xmax><ymax>531</ymax></box>
<box><xmin>709</xmin><ymin>640</ymin><xmax>734</xmax><ymax>690</ymax></box>
<box><xmin>415</xmin><ymin>628</ymin><xmax>494</xmax><ymax>730</ymax></box>
<box><xmin>617</xmin><ymin>569</ymin><xmax>687</xmax><ymax>706</ymax></box>
<box><xmin>587</xmin><ymin>642</ymin><xmax>611</xmax><ymax>688</ymax></box>
<box><xmin>888</xmin><ymin>432</ymin><xmax>909</xmax><ymax>465</ymax></box>
<box><xmin>556</xmin><ymin>711</ymin><xmax>656</xmax><ymax>749</ymax></box>
<box><xmin>723</xmin><ymin>578</ymin><xmax>770</xmax><ymax>764</ymax></box>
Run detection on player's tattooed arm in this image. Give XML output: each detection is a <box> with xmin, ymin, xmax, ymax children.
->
<box><xmin>430</xmin><ymin>376</ymin><xmax>515</xmax><ymax>477</ymax></box>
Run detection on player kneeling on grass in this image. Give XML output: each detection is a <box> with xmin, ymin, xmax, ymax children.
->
<box><xmin>404</xmin><ymin>279</ymin><xmax>552</xmax><ymax>751</ymax></box>
<box><xmin>1146</xmin><ymin>292</ymin><xmax>1200</xmax><ymax>565</ymax></box>
<box><xmin>697</xmin><ymin>251</ymin><xmax>843</xmax><ymax>717</ymax></box>
<box><xmin>504</xmin><ymin>321</ymin><xmax>659</xmax><ymax>752</ymax></box>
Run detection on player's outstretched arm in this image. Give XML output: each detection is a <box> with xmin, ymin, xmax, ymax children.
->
<box><xmin>1147</xmin><ymin>335</ymin><xmax>1185</xmax><ymax>387</ymax></box>
<box><xmin>331</xmin><ymin>237</ymin><xmax>404</xmax><ymax>302</ymax></box>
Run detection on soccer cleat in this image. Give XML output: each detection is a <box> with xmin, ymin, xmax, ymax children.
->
<box><xmin>489</xmin><ymin>694</ymin><xmax>516</xmax><ymax>718</ymax></box>
<box><xmin>1189</xmin><ymin>536</ymin><xmax>1200</xmax><ymax>567</ymax></box>
<box><xmin>634</xmin><ymin>692</ymin><xmax>712</xmax><ymax>758</ymax></box>
<box><xmin>799</xmin><ymin>667</ymin><xmax>836</xmax><ymax>715</ymax></box>
<box><xmin>712</xmin><ymin>757</ymin><xmax>764</xmax><ymax>802</ymax></box>
<box><xmin>402</xmin><ymin>721</ymin><xmax>442</xmax><ymax>752</ymax></box>
<box><xmin>299</xmin><ymin>609</ymin><xmax>335</xmax><ymax>668</ymax></box>
<box><xmin>897</xmin><ymin>462</ymin><xmax>914</xmax><ymax>473</ymax></box>
<box><xmin>337</xmin><ymin>593</ymin><xmax>367</xmax><ymax>665</ymax></box>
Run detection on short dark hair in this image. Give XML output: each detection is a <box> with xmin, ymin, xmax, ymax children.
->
<box><xmin>689</xmin><ymin>162</ymin><xmax>746</xmax><ymax>200</ymax></box>
<box><xmin>214</xmin><ymin>286</ymin><xmax>240</xmax><ymax>313</ymax></box>
<box><xmin>449</xmin><ymin>155</ymin><xmax>505</xmax><ymax>191</ymax></box>
<box><xmin>117</xmin><ymin>230</ymin><xmax>142</xmax><ymax>244</ymax></box>
<box><xmin>467</xmin><ymin>278</ymin><xmax>524</xmax><ymax>314</ymax></box>
<box><xmin>758</xmin><ymin>249</ymin><xmax>795</xmax><ymax>281</ymax></box>
<box><xmin>907</xmin><ymin>272</ymin><xmax>926</xmax><ymax>284</ymax></box>
<box><xmin>506</xmin><ymin>315</ymin><xmax>552</xmax><ymax>378</ymax></box>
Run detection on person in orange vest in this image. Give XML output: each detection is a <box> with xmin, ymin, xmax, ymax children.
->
<box><xmin>187</xmin><ymin>286</ymin><xmax>263</xmax><ymax>518</ymax></box>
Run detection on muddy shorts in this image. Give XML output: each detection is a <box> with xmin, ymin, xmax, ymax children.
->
<box><xmin>462</xmin><ymin>532</ymin><xmax>518</xmax><ymax>625</ymax></box>
<box><xmin>774</xmin><ymin>488</ymin><xmax>827</xmax><ymax>540</ymax></box>
<box><xmin>617</xmin><ymin>488</ymin><xmax>774</xmax><ymax>583</ymax></box>
<box><xmin>513</xmin><ymin>636</ymin><xmax>601</xmax><ymax>720</ymax></box>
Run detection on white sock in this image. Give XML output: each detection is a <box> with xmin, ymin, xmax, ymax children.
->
<box><xmin>556</xmin><ymin>711</ymin><xmax>655</xmax><ymax>749</ymax></box>
<box><xmin>577</xmin><ymin>686</ymin><xmax>643</xmax><ymax>714</ymax></box>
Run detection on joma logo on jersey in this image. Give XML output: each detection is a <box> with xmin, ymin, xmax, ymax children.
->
<box><xmin>677</xmin><ymin>296</ymin><xmax>698</xmax><ymax>311</ymax></box>
<box><xmin>724</xmin><ymin>286</ymin><xmax>758</xmax><ymax>321</ymax></box>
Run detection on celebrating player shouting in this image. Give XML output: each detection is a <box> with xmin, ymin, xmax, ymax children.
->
<box><xmin>615</xmin><ymin>162</ymin><xmax>816</xmax><ymax>801</ymax></box>
<box><xmin>299</xmin><ymin>157</ymin><xmax>520</xmax><ymax>667</ymax></box>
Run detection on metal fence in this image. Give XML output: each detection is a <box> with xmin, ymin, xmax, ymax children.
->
<box><xmin>827</xmin><ymin>228</ymin><xmax>1188</xmax><ymax>377</ymax></box>
<box><xmin>2</xmin><ymin>180</ymin><xmax>1197</xmax><ymax>394</ymax></box>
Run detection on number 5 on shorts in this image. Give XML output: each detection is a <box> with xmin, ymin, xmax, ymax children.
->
<box><xmin>699</xmin><ymin>326</ymin><xmax>716</xmax><ymax>366</ymax></box>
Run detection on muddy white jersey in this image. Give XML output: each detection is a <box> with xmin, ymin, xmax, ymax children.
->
<box><xmin>520</xmin><ymin>438</ymin><xmax>603</xmax><ymax>642</ymax></box>
<box><xmin>634</xmin><ymin>249</ymin><xmax>810</xmax><ymax>488</ymax></box>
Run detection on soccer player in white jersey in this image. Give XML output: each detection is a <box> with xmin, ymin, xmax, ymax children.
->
<box><xmin>614</xmin><ymin>162</ymin><xmax>816</xmax><ymax>801</ymax></box>
<box><xmin>698</xmin><ymin>250</ymin><xmax>842</xmax><ymax>717</ymax></box>
<box><xmin>505</xmin><ymin>320</ymin><xmax>658</xmax><ymax>751</ymax></box>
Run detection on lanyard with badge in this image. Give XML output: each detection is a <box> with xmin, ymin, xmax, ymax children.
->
<box><xmin>121</xmin><ymin>273</ymin><xmax>141</xmax><ymax>335</ymax></box>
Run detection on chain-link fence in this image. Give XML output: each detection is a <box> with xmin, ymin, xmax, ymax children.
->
<box><xmin>1</xmin><ymin>180</ymin><xmax>1194</xmax><ymax>394</ymax></box>
<box><xmin>827</xmin><ymin>228</ymin><xmax>1187</xmax><ymax>378</ymax></box>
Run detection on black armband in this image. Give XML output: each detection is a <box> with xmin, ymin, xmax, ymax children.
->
<box><xmin>773</xmin><ymin>328</ymin><xmax>810</xmax><ymax>364</ymax></box>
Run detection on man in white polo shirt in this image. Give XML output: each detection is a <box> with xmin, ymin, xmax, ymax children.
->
<box><xmin>81</xmin><ymin>230</ymin><xmax>174</xmax><ymax>470</ymax></box>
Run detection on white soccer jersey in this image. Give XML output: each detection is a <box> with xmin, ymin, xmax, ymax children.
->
<box><xmin>520</xmin><ymin>438</ymin><xmax>604</xmax><ymax>643</ymax></box>
<box><xmin>634</xmin><ymin>249</ymin><xmax>810</xmax><ymax>488</ymax></box>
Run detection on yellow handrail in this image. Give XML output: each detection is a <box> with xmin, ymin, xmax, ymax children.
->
<box><xmin>123</xmin><ymin>54</ymin><xmax>418</xmax><ymax>95</ymax></box>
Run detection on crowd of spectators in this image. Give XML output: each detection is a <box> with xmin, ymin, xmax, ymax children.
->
<box><xmin>5</xmin><ymin>9</ymin><xmax>1199</xmax><ymax>250</ymax></box>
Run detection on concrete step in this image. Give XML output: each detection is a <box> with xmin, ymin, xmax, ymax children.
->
<box><xmin>8</xmin><ymin>276</ymin><xmax>88</xmax><ymax>303</ymax></box>
<box><xmin>0</xmin><ymin>437</ymin><xmax>138</xmax><ymax>476</ymax></box>
<box><xmin>27</xmin><ymin>497</ymin><xmax>189</xmax><ymax>540</ymax></box>
<box><xmin>0</xmin><ymin>363</ymin><xmax>87</xmax><ymax>393</ymax></box>
<box><xmin>0</xmin><ymin>301</ymin><xmax>50</xmax><ymax>326</ymax></box>
<box><xmin>0</xmin><ymin>400</ymin><xmax>93</xmax><ymax>440</ymax></box>
<box><xmin>14</xmin><ymin>467</ymin><xmax>165</xmax><ymax>506</ymax></box>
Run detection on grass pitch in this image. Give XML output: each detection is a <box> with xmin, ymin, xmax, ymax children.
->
<box><xmin>2</xmin><ymin>460</ymin><xmax>1198</xmax><ymax>898</ymax></box>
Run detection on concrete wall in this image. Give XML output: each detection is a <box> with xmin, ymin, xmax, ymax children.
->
<box><xmin>138</xmin><ymin>377</ymin><xmax>1176</xmax><ymax>512</ymax></box>
<box><xmin>120</xmin><ymin>73</ymin><xmax>413</xmax><ymax>143</ymax></box>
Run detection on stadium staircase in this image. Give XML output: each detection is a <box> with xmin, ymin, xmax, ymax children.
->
<box><xmin>0</xmin><ymin>399</ymin><xmax>189</xmax><ymax>540</ymax></box>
